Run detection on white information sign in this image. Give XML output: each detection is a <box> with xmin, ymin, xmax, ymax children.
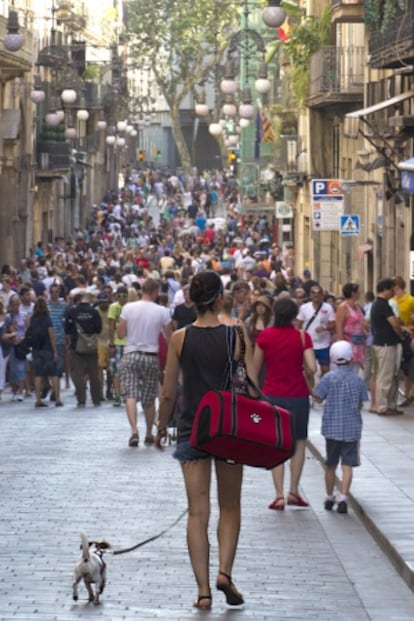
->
<box><xmin>311</xmin><ymin>179</ymin><xmax>344</xmax><ymax>231</ymax></box>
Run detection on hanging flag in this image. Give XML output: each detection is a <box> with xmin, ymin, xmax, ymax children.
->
<box><xmin>254</xmin><ymin>109</ymin><xmax>262</xmax><ymax>161</ymax></box>
<box><xmin>260</xmin><ymin>107</ymin><xmax>274</xmax><ymax>143</ymax></box>
<box><xmin>278</xmin><ymin>17</ymin><xmax>294</xmax><ymax>42</ymax></box>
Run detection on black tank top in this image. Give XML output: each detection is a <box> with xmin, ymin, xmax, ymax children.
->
<box><xmin>177</xmin><ymin>324</ymin><xmax>233</xmax><ymax>442</ymax></box>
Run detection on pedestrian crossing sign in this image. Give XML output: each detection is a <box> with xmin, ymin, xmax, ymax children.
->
<box><xmin>340</xmin><ymin>214</ymin><xmax>360</xmax><ymax>236</ymax></box>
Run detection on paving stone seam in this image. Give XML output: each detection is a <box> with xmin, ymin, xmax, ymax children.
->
<box><xmin>306</xmin><ymin>438</ymin><xmax>414</xmax><ymax>594</ymax></box>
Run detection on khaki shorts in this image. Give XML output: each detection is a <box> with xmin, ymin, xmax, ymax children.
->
<box><xmin>98</xmin><ymin>344</ymin><xmax>109</xmax><ymax>369</ymax></box>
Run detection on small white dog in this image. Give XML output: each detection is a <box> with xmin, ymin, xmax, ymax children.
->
<box><xmin>72</xmin><ymin>532</ymin><xmax>111</xmax><ymax>605</ymax></box>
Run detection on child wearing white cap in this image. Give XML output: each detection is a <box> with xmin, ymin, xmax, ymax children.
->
<box><xmin>313</xmin><ymin>341</ymin><xmax>368</xmax><ymax>514</ymax></box>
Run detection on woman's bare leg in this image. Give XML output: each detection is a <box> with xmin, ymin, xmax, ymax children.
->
<box><xmin>181</xmin><ymin>459</ymin><xmax>212</xmax><ymax>605</ymax></box>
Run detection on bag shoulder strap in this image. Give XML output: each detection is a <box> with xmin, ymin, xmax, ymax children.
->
<box><xmin>234</xmin><ymin>324</ymin><xmax>246</xmax><ymax>362</ymax></box>
<box><xmin>304</xmin><ymin>303</ymin><xmax>322</xmax><ymax>331</ymax></box>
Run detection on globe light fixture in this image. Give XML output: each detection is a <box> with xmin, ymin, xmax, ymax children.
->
<box><xmin>4</xmin><ymin>10</ymin><xmax>24</xmax><ymax>52</ymax></box>
<box><xmin>220</xmin><ymin>60</ymin><xmax>238</xmax><ymax>95</ymax></box>
<box><xmin>262</xmin><ymin>1</ymin><xmax>286</xmax><ymax>28</ymax></box>
<box><xmin>239</xmin><ymin>118</ymin><xmax>250</xmax><ymax>128</ymax></box>
<box><xmin>195</xmin><ymin>89</ymin><xmax>209</xmax><ymax>116</ymax></box>
<box><xmin>239</xmin><ymin>88</ymin><xmax>255</xmax><ymax>119</ymax></box>
<box><xmin>45</xmin><ymin>111</ymin><xmax>61</xmax><ymax>126</ymax></box>
<box><xmin>77</xmin><ymin>108</ymin><xmax>89</xmax><ymax>121</ymax></box>
<box><xmin>106</xmin><ymin>135</ymin><xmax>116</xmax><ymax>145</ymax></box>
<box><xmin>65</xmin><ymin>126</ymin><xmax>77</xmax><ymax>140</ymax></box>
<box><xmin>30</xmin><ymin>75</ymin><xmax>45</xmax><ymax>104</ymax></box>
<box><xmin>96</xmin><ymin>112</ymin><xmax>107</xmax><ymax>130</ymax></box>
<box><xmin>228</xmin><ymin>134</ymin><xmax>238</xmax><ymax>146</ymax></box>
<box><xmin>56</xmin><ymin>109</ymin><xmax>65</xmax><ymax>123</ymax></box>
<box><xmin>61</xmin><ymin>88</ymin><xmax>77</xmax><ymax>105</ymax></box>
<box><xmin>209</xmin><ymin>122</ymin><xmax>223</xmax><ymax>136</ymax></box>
<box><xmin>116</xmin><ymin>136</ymin><xmax>126</xmax><ymax>147</ymax></box>
<box><xmin>222</xmin><ymin>95</ymin><xmax>237</xmax><ymax>118</ymax></box>
<box><xmin>117</xmin><ymin>120</ymin><xmax>127</xmax><ymax>132</ymax></box>
<box><xmin>255</xmin><ymin>62</ymin><xmax>271</xmax><ymax>94</ymax></box>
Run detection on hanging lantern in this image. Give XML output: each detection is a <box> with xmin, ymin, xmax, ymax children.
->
<box><xmin>262</xmin><ymin>2</ymin><xmax>286</xmax><ymax>28</ymax></box>
<box><xmin>4</xmin><ymin>10</ymin><xmax>24</xmax><ymax>52</ymax></box>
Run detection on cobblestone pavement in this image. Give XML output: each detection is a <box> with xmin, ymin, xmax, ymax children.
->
<box><xmin>0</xmin><ymin>388</ymin><xmax>413</xmax><ymax>620</ymax></box>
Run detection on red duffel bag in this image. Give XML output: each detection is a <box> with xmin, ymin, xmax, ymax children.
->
<box><xmin>190</xmin><ymin>389</ymin><xmax>296</xmax><ymax>470</ymax></box>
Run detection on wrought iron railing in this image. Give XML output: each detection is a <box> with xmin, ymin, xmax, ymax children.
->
<box><xmin>368</xmin><ymin>0</ymin><xmax>414</xmax><ymax>64</ymax></box>
<box><xmin>309</xmin><ymin>46</ymin><xmax>364</xmax><ymax>98</ymax></box>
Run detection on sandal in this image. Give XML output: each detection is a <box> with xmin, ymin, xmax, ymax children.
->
<box><xmin>287</xmin><ymin>492</ymin><xmax>309</xmax><ymax>507</ymax></box>
<box><xmin>216</xmin><ymin>572</ymin><xmax>244</xmax><ymax>606</ymax></box>
<box><xmin>268</xmin><ymin>496</ymin><xmax>285</xmax><ymax>511</ymax></box>
<box><xmin>128</xmin><ymin>433</ymin><xmax>139</xmax><ymax>447</ymax></box>
<box><xmin>193</xmin><ymin>594</ymin><xmax>212</xmax><ymax>610</ymax></box>
<box><xmin>35</xmin><ymin>401</ymin><xmax>48</xmax><ymax>408</ymax></box>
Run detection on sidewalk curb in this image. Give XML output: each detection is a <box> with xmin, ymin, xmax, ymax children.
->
<box><xmin>306</xmin><ymin>439</ymin><xmax>414</xmax><ymax>594</ymax></box>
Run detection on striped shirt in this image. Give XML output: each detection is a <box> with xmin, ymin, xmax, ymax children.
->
<box><xmin>48</xmin><ymin>300</ymin><xmax>68</xmax><ymax>345</ymax></box>
<box><xmin>314</xmin><ymin>366</ymin><xmax>368</xmax><ymax>442</ymax></box>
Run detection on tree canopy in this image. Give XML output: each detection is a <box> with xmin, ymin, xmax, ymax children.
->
<box><xmin>127</xmin><ymin>0</ymin><xmax>242</xmax><ymax>172</ymax></box>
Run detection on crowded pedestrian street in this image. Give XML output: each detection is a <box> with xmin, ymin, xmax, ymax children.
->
<box><xmin>1</xmin><ymin>389</ymin><xmax>413</xmax><ymax>620</ymax></box>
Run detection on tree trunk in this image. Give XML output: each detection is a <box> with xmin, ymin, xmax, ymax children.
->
<box><xmin>170</xmin><ymin>106</ymin><xmax>192</xmax><ymax>177</ymax></box>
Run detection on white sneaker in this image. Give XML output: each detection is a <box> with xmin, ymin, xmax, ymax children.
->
<box><xmin>12</xmin><ymin>394</ymin><xmax>18</xmax><ymax>401</ymax></box>
<box><xmin>17</xmin><ymin>394</ymin><xmax>24</xmax><ymax>402</ymax></box>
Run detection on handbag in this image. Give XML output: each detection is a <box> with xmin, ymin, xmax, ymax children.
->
<box><xmin>14</xmin><ymin>340</ymin><xmax>30</xmax><ymax>360</ymax></box>
<box><xmin>75</xmin><ymin>322</ymin><xmax>97</xmax><ymax>354</ymax></box>
<box><xmin>349</xmin><ymin>333</ymin><xmax>365</xmax><ymax>345</ymax></box>
<box><xmin>190</xmin><ymin>326</ymin><xmax>296</xmax><ymax>469</ymax></box>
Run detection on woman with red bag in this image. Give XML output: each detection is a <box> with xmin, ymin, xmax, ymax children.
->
<box><xmin>156</xmin><ymin>270</ymin><xmax>256</xmax><ymax>610</ymax></box>
<box><xmin>253</xmin><ymin>296</ymin><xmax>317</xmax><ymax>511</ymax></box>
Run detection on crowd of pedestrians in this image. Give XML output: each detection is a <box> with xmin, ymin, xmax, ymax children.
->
<box><xmin>1</xmin><ymin>166</ymin><xmax>414</xmax><ymax>608</ymax></box>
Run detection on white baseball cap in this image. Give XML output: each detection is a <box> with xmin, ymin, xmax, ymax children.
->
<box><xmin>330</xmin><ymin>340</ymin><xmax>353</xmax><ymax>365</ymax></box>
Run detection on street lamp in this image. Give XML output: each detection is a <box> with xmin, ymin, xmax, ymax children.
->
<box><xmin>262</xmin><ymin>1</ymin><xmax>286</xmax><ymax>28</ymax></box>
<box><xmin>4</xmin><ymin>8</ymin><xmax>24</xmax><ymax>52</ymax></box>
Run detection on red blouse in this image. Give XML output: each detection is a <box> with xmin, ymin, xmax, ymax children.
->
<box><xmin>256</xmin><ymin>325</ymin><xmax>313</xmax><ymax>398</ymax></box>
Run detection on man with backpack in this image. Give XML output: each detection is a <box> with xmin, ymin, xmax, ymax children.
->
<box><xmin>64</xmin><ymin>292</ymin><xmax>102</xmax><ymax>407</ymax></box>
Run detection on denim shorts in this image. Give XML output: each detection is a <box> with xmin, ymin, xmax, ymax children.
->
<box><xmin>325</xmin><ymin>439</ymin><xmax>360</xmax><ymax>467</ymax></box>
<box><xmin>315</xmin><ymin>347</ymin><xmax>331</xmax><ymax>367</ymax></box>
<box><xmin>173</xmin><ymin>441</ymin><xmax>212</xmax><ymax>464</ymax></box>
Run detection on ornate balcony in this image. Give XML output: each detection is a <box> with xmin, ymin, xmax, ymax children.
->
<box><xmin>308</xmin><ymin>46</ymin><xmax>364</xmax><ymax>109</ymax></box>
<box><xmin>368</xmin><ymin>0</ymin><xmax>414</xmax><ymax>68</ymax></box>
<box><xmin>36</xmin><ymin>140</ymin><xmax>71</xmax><ymax>176</ymax></box>
<box><xmin>331</xmin><ymin>0</ymin><xmax>363</xmax><ymax>23</ymax></box>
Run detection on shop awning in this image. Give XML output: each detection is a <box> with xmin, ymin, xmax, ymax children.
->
<box><xmin>344</xmin><ymin>91</ymin><xmax>414</xmax><ymax>138</ymax></box>
<box><xmin>398</xmin><ymin>157</ymin><xmax>414</xmax><ymax>172</ymax></box>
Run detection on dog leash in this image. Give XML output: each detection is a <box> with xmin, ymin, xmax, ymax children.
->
<box><xmin>111</xmin><ymin>508</ymin><xmax>188</xmax><ymax>556</ymax></box>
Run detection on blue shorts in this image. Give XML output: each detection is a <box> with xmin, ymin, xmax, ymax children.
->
<box><xmin>325</xmin><ymin>439</ymin><xmax>360</xmax><ymax>467</ymax></box>
<box><xmin>173</xmin><ymin>441</ymin><xmax>211</xmax><ymax>464</ymax></box>
<box><xmin>315</xmin><ymin>347</ymin><xmax>330</xmax><ymax>367</ymax></box>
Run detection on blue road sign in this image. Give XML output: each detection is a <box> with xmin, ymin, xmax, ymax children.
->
<box><xmin>340</xmin><ymin>214</ymin><xmax>360</xmax><ymax>236</ymax></box>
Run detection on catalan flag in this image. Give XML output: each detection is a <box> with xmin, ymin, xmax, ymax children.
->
<box><xmin>260</xmin><ymin>107</ymin><xmax>274</xmax><ymax>143</ymax></box>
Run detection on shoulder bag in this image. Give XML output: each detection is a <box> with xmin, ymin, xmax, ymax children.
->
<box><xmin>190</xmin><ymin>326</ymin><xmax>296</xmax><ymax>469</ymax></box>
<box><xmin>75</xmin><ymin>322</ymin><xmax>97</xmax><ymax>354</ymax></box>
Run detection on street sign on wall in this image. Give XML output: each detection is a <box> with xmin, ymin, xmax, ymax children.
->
<box><xmin>311</xmin><ymin>179</ymin><xmax>344</xmax><ymax>231</ymax></box>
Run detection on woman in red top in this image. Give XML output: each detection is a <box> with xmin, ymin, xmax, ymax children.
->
<box><xmin>253</xmin><ymin>296</ymin><xmax>316</xmax><ymax>511</ymax></box>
